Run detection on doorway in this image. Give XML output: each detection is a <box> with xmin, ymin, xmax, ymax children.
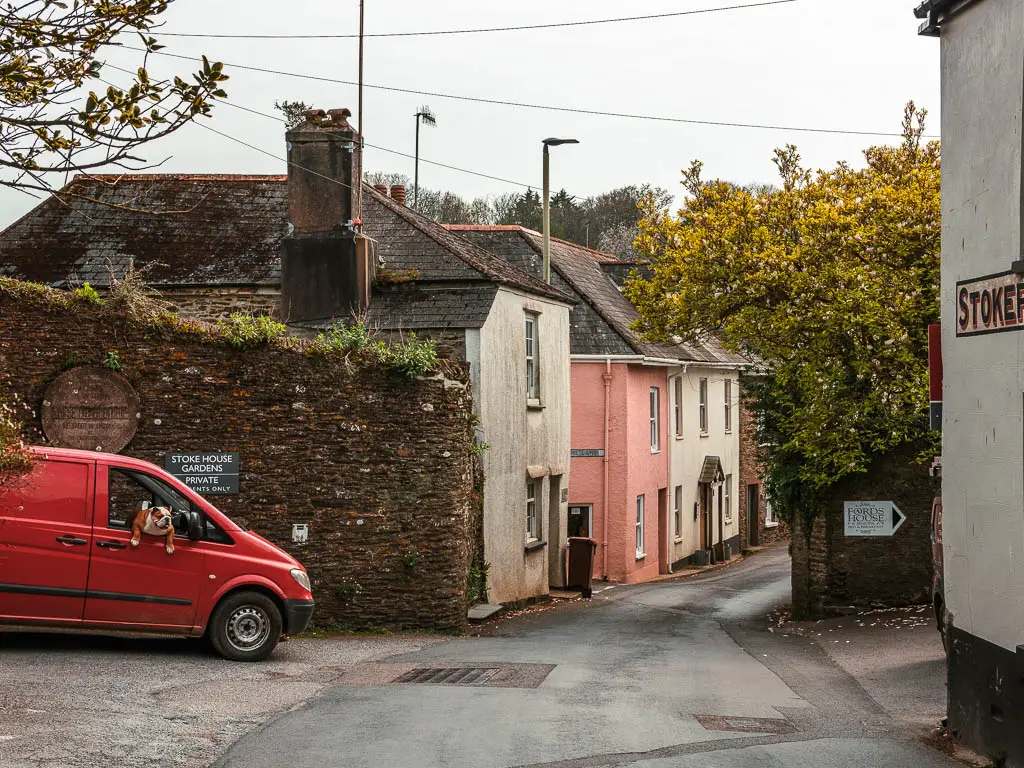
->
<box><xmin>658</xmin><ymin>488</ymin><xmax>669</xmax><ymax>574</ymax></box>
<box><xmin>699</xmin><ymin>483</ymin><xmax>712</xmax><ymax>551</ymax></box>
<box><xmin>568</xmin><ymin>505</ymin><xmax>592</xmax><ymax>538</ymax></box>
<box><xmin>747</xmin><ymin>484</ymin><xmax>760</xmax><ymax>547</ymax></box>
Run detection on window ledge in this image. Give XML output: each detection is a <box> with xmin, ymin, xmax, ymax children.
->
<box><xmin>725</xmin><ymin>430</ymin><xmax>733</xmax><ymax>435</ymax></box>
<box><xmin>699</xmin><ymin>432</ymin><xmax>709</xmax><ymax>438</ymax></box>
<box><xmin>635</xmin><ymin>552</ymin><xmax>646</xmax><ymax>561</ymax></box>
<box><xmin>650</xmin><ymin>449</ymin><xmax>661</xmax><ymax>455</ymax></box>
<box><xmin>525</xmin><ymin>539</ymin><xmax>548</xmax><ymax>553</ymax></box>
<box><xmin>765</xmin><ymin>521</ymin><xmax>780</xmax><ymax>529</ymax></box>
<box><xmin>527</xmin><ymin>399</ymin><xmax>545</xmax><ymax>410</ymax></box>
<box><xmin>675</xmin><ymin>435</ymin><xmax>684</xmax><ymax>441</ymax></box>
<box><xmin>673</xmin><ymin>536</ymin><xmax>684</xmax><ymax>544</ymax></box>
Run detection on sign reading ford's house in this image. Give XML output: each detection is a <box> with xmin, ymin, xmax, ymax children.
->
<box><xmin>956</xmin><ymin>271</ymin><xmax>1024</xmax><ymax>336</ymax></box>
<box><xmin>165</xmin><ymin>453</ymin><xmax>240</xmax><ymax>495</ymax></box>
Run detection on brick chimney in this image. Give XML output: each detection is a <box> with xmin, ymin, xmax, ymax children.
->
<box><xmin>373</xmin><ymin>183</ymin><xmax>388</xmax><ymax>195</ymax></box>
<box><xmin>281</xmin><ymin>108</ymin><xmax>374</xmax><ymax>324</ymax></box>
<box><xmin>390</xmin><ymin>184</ymin><xmax>407</xmax><ymax>205</ymax></box>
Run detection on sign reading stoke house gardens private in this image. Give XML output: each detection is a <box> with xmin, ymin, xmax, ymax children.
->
<box><xmin>41</xmin><ymin>366</ymin><xmax>141</xmax><ymax>453</ymax></box>
<box><xmin>165</xmin><ymin>453</ymin><xmax>240</xmax><ymax>495</ymax></box>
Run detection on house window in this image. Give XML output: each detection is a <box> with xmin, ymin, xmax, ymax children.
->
<box><xmin>724</xmin><ymin>474</ymin><xmax>733</xmax><ymax>522</ymax></box>
<box><xmin>525</xmin><ymin>312</ymin><xmax>539</xmax><ymax>400</ymax></box>
<box><xmin>673</xmin><ymin>377</ymin><xmax>683</xmax><ymax>437</ymax></box>
<box><xmin>724</xmin><ymin>380</ymin><xmax>733</xmax><ymax>432</ymax></box>
<box><xmin>526</xmin><ymin>479</ymin><xmax>539</xmax><ymax>540</ymax></box>
<box><xmin>765</xmin><ymin>496</ymin><xmax>776</xmax><ymax>525</ymax></box>
<box><xmin>650</xmin><ymin>387</ymin><xmax>660</xmax><ymax>453</ymax></box>
<box><xmin>699</xmin><ymin>378</ymin><xmax>709</xmax><ymax>433</ymax></box>
<box><xmin>673</xmin><ymin>485</ymin><xmax>683</xmax><ymax>539</ymax></box>
<box><xmin>636</xmin><ymin>494</ymin><xmax>645</xmax><ymax>556</ymax></box>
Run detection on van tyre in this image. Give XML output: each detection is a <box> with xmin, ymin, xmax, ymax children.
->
<box><xmin>208</xmin><ymin>591</ymin><xmax>282</xmax><ymax>662</ymax></box>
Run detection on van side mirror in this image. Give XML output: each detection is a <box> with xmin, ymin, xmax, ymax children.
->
<box><xmin>187</xmin><ymin>510</ymin><xmax>204</xmax><ymax>540</ymax></box>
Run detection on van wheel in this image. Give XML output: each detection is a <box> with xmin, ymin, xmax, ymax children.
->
<box><xmin>208</xmin><ymin>591</ymin><xmax>282</xmax><ymax>662</ymax></box>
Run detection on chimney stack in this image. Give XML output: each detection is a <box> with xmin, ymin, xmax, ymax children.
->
<box><xmin>280</xmin><ymin>107</ymin><xmax>374</xmax><ymax>325</ymax></box>
<box><xmin>390</xmin><ymin>184</ymin><xmax>407</xmax><ymax>205</ymax></box>
<box><xmin>373</xmin><ymin>183</ymin><xmax>388</xmax><ymax>195</ymax></box>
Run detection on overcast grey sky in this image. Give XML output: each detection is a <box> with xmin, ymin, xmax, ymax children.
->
<box><xmin>0</xmin><ymin>1</ymin><xmax>938</xmax><ymax>228</ymax></box>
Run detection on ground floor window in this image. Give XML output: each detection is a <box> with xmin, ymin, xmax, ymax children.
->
<box><xmin>765</xmin><ymin>496</ymin><xmax>775</xmax><ymax>525</ymax></box>
<box><xmin>636</xmin><ymin>495</ymin><xmax>645</xmax><ymax>556</ymax></box>
<box><xmin>527</xmin><ymin>479</ymin><xmax>539</xmax><ymax>540</ymax></box>
<box><xmin>724</xmin><ymin>474</ymin><xmax>732</xmax><ymax>522</ymax></box>
<box><xmin>673</xmin><ymin>486</ymin><xmax>683</xmax><ymax>539</ymax></box>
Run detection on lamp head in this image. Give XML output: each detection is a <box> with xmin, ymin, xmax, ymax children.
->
<box><xmin>543</xmin><ymin>138</ymin><xmax>579</xmax><ymax>147</ymax></box>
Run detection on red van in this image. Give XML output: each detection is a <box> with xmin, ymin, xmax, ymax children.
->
<box><xmin>0</xmin><ymin>447</ymin><xmax>313</xmax><ymax>661</ymax></box>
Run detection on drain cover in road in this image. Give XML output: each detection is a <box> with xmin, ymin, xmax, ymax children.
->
<box><xmin>695</xmin><ymin>715</ymin><xmax>796</xmax><ymax>734</ymax></box>
<box><xmin>336</xmin><ymin>663</ymin><xmax>555</xmax><ymax>689</ymax></box>
<box><xmin>395</xmin><ymin>667</ymin><xmax>500</xmax><ymax>686</ymax></box>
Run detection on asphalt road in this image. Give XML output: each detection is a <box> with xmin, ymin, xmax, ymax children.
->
<box><xmin>217</xmin><ymin>546</ymin><xmax>958</xmax><ymax>768</ymax></box>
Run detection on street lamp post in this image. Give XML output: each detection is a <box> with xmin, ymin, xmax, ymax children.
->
<box><xmin>542</xmin><ymin>138</ymin><xmax>579</xmax><ymax>284</ymax></box>
<box><xmin>414</xmin><ymin>106</ymin><xmax>437</xmax><ymax>209</ymax></box>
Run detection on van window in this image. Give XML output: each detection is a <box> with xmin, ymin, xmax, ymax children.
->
<box><xmin>0</xmin><ymin>460</ymin><xmax>89</xmax><ymax>524</ymax></box>
<box><xmin>107</xmin><ymin>469</ymin><xmax>191</xmax><ymax>530</ymax></box>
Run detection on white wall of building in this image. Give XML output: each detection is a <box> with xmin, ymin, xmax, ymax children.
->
<box><xmin>474</xmin><ymin>287</ymin><xmax>572</xmax><ymax>604</ymax></box>
<box><xmin>667</xmin><ymin>366</ymin><xmax>741</xmax><ymax>565</ymax></box>
<box><xmin>940</xmin><ymin>0</ymin><xmax>1024</xmax><ymax>651</ymax></box>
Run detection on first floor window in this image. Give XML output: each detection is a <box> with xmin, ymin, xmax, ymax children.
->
<box><xmin>699</xmin><ymin>378</ymin><xmax>709</xmax><ymax>433</ymax></box>
<box><xmin>636</xmin><ymin>494</ymin><xmax>645</xmax><ymax>555</ymax></box>
<box><xmin>673</xmin><ymin>377</ymin><xmax>683</xmax><ymax>437</ymax></box>
<box><xmin>650</xmin><ymin>387</ymin><xmax>660</xmax><ymax>452</ymax></box>
<box><xmin>526</xmin><ymin>479</ymin><xmax>539</xmax><ymax>540</ymax></box>
<box><xmin>673</xmin><ymin>485</ymin><xmax>683</xmax><ymax>538</ymax></box>
<box><xmin>724</xmin><ymin>474</ymin><xmax>733</xmax><ymax>522</ymax></box>
<box><xmin>724</xmin><ymin>379</ymin><xmax>733</xmax><ymax>432</ymax></box>
<box><xmin>525</xmin><ymin>312</ymin><xmax>539</xmax><ymax>400</ymax></box>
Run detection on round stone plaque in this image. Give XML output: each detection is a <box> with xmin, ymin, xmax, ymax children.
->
<box><xmin>41</xmin><ymin>366</ymin><xmax>141</xmax><ymax>453</ymax></box>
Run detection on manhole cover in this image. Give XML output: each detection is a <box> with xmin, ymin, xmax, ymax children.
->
<box><xmin>336</xmin><ymin>662</ymin><xmax>556</xmax><ymax>689</ymax></box>
<box><xmin>694</xmin><ymin>715</ymin><xmax>796</xmax><ymax>734</ymax></box>
<box><xmin>395</xmin><ymin>667</ymin><xmax>500</xmax><ymax>686</ymax></box>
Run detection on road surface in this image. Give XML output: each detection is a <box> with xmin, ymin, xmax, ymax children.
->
<box><xmin>218</xmin><ymin>546</ymin><xmax>956</xmax><ymax>768</ymax></box>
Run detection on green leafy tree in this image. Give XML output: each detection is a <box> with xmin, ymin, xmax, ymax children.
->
<box><xmin>1</xmin><ymin>0</ymin><xmax>227</xmax><ymax>198</ymax></box>
<box><xmin>625</xmin><ymin>104</ymin><xmax>941</xmax><ymax>528</ymax></box>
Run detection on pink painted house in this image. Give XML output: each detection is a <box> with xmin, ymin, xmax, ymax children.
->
<box><xmin>450</xmin><ymin>226</ymin><xmax>747</xmax><ymax>584</ymax></box>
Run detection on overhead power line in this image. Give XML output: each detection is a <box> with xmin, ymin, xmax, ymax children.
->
<box><xmin>102</xmin><ymin>63</ymin><xmax>537</xmax><ymax>189</ymax></box>
<box><xmin>156</xmin><ymin>1</ymin><xmax>796</xmax><ymax>39</ymax></box>
<box><xmin>118</xmin><ymin>46</ymin><xmax>914</xmax><ymax>138</ymax></box>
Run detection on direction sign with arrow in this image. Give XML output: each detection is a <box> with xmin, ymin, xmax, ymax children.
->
<box><xmin>843</xmin><ymin>500</ymin><xmax>907</xmax><ymax>537</ymax></box>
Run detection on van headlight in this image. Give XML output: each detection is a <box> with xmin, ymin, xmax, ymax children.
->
<box><xmin>290</xmin><ymin>569</ymin><xmax>311</xmax><ymax>592</ymax></box>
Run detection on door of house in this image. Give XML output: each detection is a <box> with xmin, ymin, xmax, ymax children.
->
<box><xmin>747</xmin><ymin>484</ymin><xmax>760</xmax><ymax>547</ymax></box>
<box><xmin>658</xmin><ymin>488</ymin><xmax>670</xmax><ymax>574</ymax></box>
<box><xmin>568</xmin><ymin>505</ymin><xmax>592</xmax><ymax>539</ymax></box>
<box><xmin>699</xmin><ymin>484</ymin><xmax>710</xmax><ymax>550</ymax></box>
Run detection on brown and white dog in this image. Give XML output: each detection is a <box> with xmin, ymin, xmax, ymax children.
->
<box><xmin>130</xmin><ymin>504</ymin><xmax>175</xmax><ymax>555</ymax></box>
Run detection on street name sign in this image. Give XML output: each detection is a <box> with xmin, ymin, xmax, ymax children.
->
<box><xmin>571</xmin><ymin>449</ymin><xmax>605</xmax><ymax>458</ymax></box>
<box><xmin>843</xmin><ymin>500</ymin><xmax>906</xmax><ymax>537</ymax></box>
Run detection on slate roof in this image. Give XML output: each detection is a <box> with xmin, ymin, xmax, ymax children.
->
<box><xmin>449</xmin><ymin>225</ymin><xmax>747</xmax><ymax>366</ymax></box>
<box><xmin>0</xmin><ymin>176</ymin><xmax>571</xmax><ymax>310</ymax></box>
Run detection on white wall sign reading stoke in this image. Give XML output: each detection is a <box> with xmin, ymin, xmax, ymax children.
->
<box><xmin>843</xmin><ymin>500</ymin><xmax>907</xmax><ymax>537</ymax></box>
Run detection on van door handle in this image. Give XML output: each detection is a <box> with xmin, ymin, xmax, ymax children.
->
<box><xmin>56</xmin><ymin>536</ymin><xmax>88</xmax><ymax>546</ymax></box>
<box><xmin>96</xmin><ymin>540</ymin><xmax>127</xmax><ymax>550</ymax></box>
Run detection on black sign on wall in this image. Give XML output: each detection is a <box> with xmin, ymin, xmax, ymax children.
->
<box><xmin>165</xmin><ymin>453</ymin><xmax>240</xmax><ymax>495</ymax></box>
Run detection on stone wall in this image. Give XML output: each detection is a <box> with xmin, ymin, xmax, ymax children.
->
<box><xmin>737</xmin><ymin>397</ymin><xmax>788</xmax><ymax>550</ymax></box>
<box><xmin>0</xmin><ymin>287</ymin><xmax>476</xmax><ymax>632</ymax></box>
<box><xmin>790</xmin><ymin>443</ymin><xmax>937</xmax><ymax>619</ymax></box>
<box><xmin>161</xmin><ymin>287</ymin><xmax>281</xmax><ymax>323</ymax></box>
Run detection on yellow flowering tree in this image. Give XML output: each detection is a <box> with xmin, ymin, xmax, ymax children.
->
<box><xmin>626</xmin><ymin>104</ymin><xmax>940</xmax><ymax>525</ymax></box>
